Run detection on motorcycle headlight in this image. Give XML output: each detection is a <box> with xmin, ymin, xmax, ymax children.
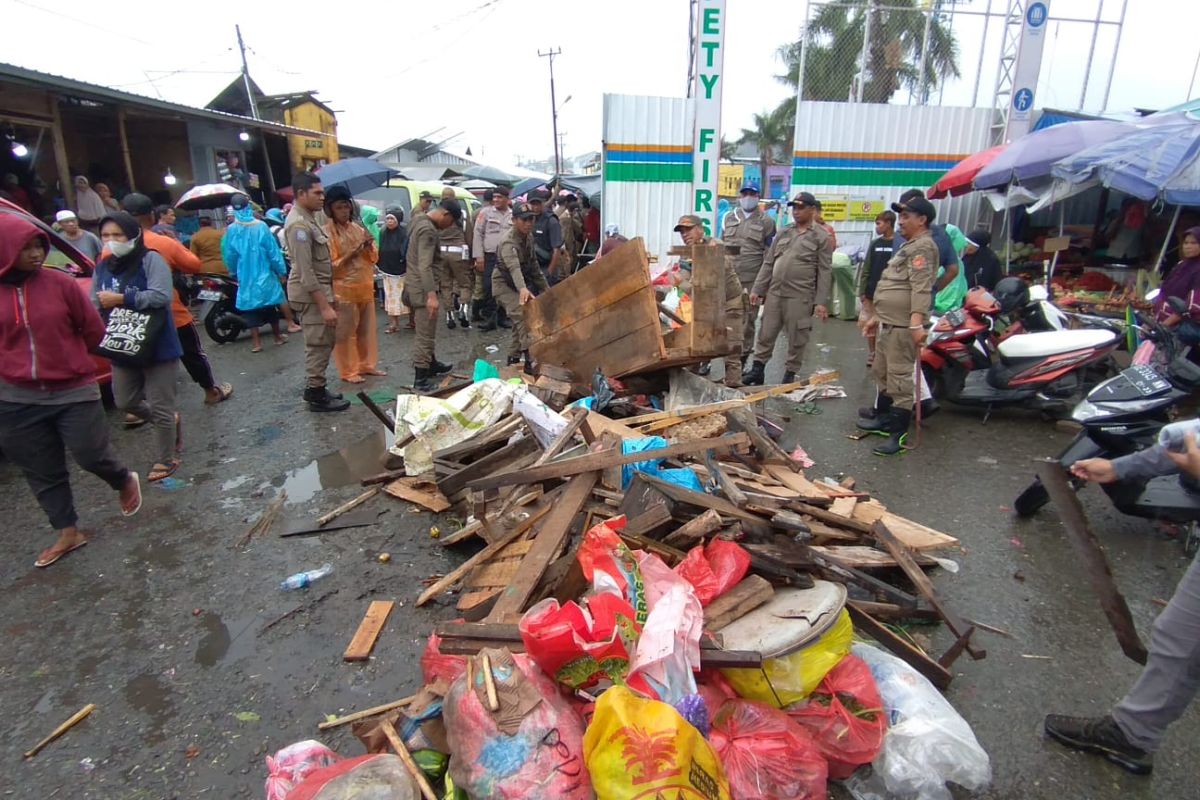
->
<box><xmin>1073</xmin><ymin>397</ymin><xmax>1168</xmax><ymax>422</ymax></box>
<box><xmin>1071</xmin><ymin>400</ymin><xmax>1104</xmax><ymax>422</ymax></box>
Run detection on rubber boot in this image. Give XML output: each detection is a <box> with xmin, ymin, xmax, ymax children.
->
<box><xmin>498</xmin><ymin>306</ymin><xmax>513</xmax><ymax>329</ymax></box>
<box><xmin>303</xmin><ymin>386</ymin><xmax>350</xmax><ymax>412</ymax></box>
<box><xmin>413</xmin><ymin>366</ymin><xmax>437</xmax><ymax>393</ymax></box>
<box><xmin>470</xmin><ymin>300</ymin><xmax>483</xmax><ymax>322</ymax></box>
<box><xmin>742</xmin><ymin>360</ymin><xmax>766</xmax><ymax>386</ymax></box>
<box><xmin>445</xmin><ymin>309</ymin><xmax>456</xmax><ymax>329</ymax></box>
<box><xmin>873</xmin><ymin>408</ymin><xmax>911</xmax><ymax>456</ymax></box>
<box><xmin>430</xmin><ymin>358</ymin><xmax>453</xmax><ymax>376</ymax></box>
<box><xmin>523</xmin><ymin>351</ymin><xmax>534</xmax><ymax>374</ymax></box>
<box><xmin>479</xmin><ymin>306</ymin><xmax>498</xmax><ymax>331</ymax></box>
<box><xmin>782</xmin><ymin>370</ymin><xmax>796</xmax><ymax>384</ymax></box>
<box><xmin>920</xmin><ymin>397</ymin><xmax>940</xmax><ymax>419</ymax></box>
<box><xmin>457</xmin><ymin>301</ymin><xmax>470</xmax><ymax>329</ymax></box>
<box><xmin>856</xmin><ymin>394</ymin><xmax>893</xmax><ymax>432</ymax></box>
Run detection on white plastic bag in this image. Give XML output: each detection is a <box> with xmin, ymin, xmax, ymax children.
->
<box><xmin>392</xmin><ymin>378</ymin><xmax>519</xmax><ymax>475</ymax></box>
<box><xmin>846</xmin><ymin>643</ymin><xmax>991</xmax><ymax>800</ymax></box>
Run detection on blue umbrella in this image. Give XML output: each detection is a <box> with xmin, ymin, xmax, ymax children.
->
<box><xmin>1050</xmin><ymin>121</ymin><xmax>1200</xmax><ymax>203</ymax></box>
<box><xmin>316</xmin><ymin>158</ymin><xmax>398</xmax><ymax>195</ymax></box>
<box><xmin>974</xmin><ymin>119</ymin><xmax>1136</xmax><ymax>190</ymax></box>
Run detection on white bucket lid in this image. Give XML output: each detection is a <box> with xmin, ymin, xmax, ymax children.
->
<box><xmin>714</xmin><ymin>580</ymin><xmax>847</xmax><ymax>659</ymax></box>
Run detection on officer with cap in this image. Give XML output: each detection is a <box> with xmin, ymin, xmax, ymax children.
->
<box><xmin>493</xmin><ymin>202</ymin><xmax>549</xmax><ymax>372</ymax></box>
<box><xmin>406</xmin><ymin>198</ymin><xmax>463</xmax><ymax>392</ymax></box>
<box><xmin>528</xmin><ymin>189</ymin><xmax>564</xmax><ymax>284</ymax></box>
<box><xmin>743</xmin><ymin>191</ymin><xmax>831</xmax><ymax>386</ymax></box>
<box><xmin>473</xmin><ymin>186</ymin><xmax>514</xmax><ymax>330</ymax></box>
<box><xmin>722</xmin><ymin>181</ymin><xmax>776</xmax><ymax>368</ymax></box>
<box><xmin>438</xmin><ymin>186</ymin><xmax>473</xmax><ymax>329</ymax></box>
<box><xmin>557</xmin><ymin>191</ymin><xmax>583</xmax><ymax>275</ymax></box>
<box><xmin>412</xmin><ymin>191</ymin><xmax>435</xmax><ymax>222</ymax></box>
<box><xmin>673</xmin><ymin>214</ymin><xmax>745</xmax><ymax>388</ymax></box>
<box><xmin>856</xmin><ymin>195</ymin><xmax>938</xmax><ymax>456</ymax></box>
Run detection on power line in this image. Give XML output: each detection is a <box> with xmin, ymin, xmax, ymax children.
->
<box><xmin>8</xmin><ymin>0</ymin><xmax>158</xmax><ymax>46</ymax></box>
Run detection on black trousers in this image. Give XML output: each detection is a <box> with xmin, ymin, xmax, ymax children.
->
<box><xmin>480</xmin><ymin>253</ymin><xmax>508</xmax><ymax>322</ymax></box>
<box><xmin>0</xmin><ymin>399</ymin><xmax>129</xmax><ymax>530</ymax></box>
<box><xmin>177</xmin><ymin>321</ymin><xmax>216</xmax><ymax>390</ymax></box>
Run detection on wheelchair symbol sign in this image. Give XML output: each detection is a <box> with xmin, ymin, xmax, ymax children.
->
<box><xmin>1027</xmin><ymin>3</ymin><xmax>1048</xmax><ymax>27</ymax></box>
<box><xmin>1013</xmin><ymin>88</ymin><xmax>1034</xmax><ymax>112</ymax></box>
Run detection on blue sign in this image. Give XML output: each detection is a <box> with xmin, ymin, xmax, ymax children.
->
<box><xmin>1013</xmin><ymin>88</ymin><xmax>1034</xmax><ymax>112</ymax></box>
<box><xmin>1027</xmin><ymin>2</ymin><xmax>1048</xmax><ymax>27</ymax></box>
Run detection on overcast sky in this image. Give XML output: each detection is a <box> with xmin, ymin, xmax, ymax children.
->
<box><xmin>4</xmin><ymin>0</ymin><xmax>1198</xmax><ymax>169</ymax></box>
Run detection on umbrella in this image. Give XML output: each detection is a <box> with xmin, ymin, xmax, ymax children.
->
<box><xmin>1051</xmin><ymin>121</ymin><xmax>1200</xmax><ymax>203</ymax></box>
<box><xmin>510</xmin><ymin>177</ymin><xmax>547</xmax><ymax>199</ymax></box>
<box><xmin>462</xmin><ymin>164</ymin><xmax>519</xmax><ymax>185</ymax></box>
<box><xmin>974</xmin><ymin>120</ymin><xmax>1137</xmax><ymax>190</ymax></box>
<box><xmin>928</xmin><ymin>145</ymin><xmax>1006</xmax><ymax>199</ymax></box>
<box><xmin>316</xmin><ymin>158</ymin><xmax>398</xmax><ymax>195</ymax></box>
<box><xmin>175</xmin><ymin>183</ymin><xmax>245</xmax><ymax>211</ymax></box>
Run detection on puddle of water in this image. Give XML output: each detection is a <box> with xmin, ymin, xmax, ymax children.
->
<box><xmin>280</xmin><ymin>430</ymin><xmax>389</xmax><ymax>504</ymax></box>
<box><xmin>122</xmin><ymin>672</ymin><xmax>174</xmax><ymax>743</ymax></box>
<box><xmin>194</xmin><ymin>612</ymin><xmax>261</xmax><ymax>668</ymax></box>
<box><xmin>221</xmin><ymin>475</ymin><xmax>252</xmax><ymax>492</ymax></box>
<box><xmin>256</xmin><ymin>425</ymin><xmax>283</xmax><ymax>445</ymax></box>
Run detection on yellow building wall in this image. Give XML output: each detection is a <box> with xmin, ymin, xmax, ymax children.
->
<box><xmin>283</xmin><ymin>102</ymin><xmax>339</xmax><ymax>174</ymax></box>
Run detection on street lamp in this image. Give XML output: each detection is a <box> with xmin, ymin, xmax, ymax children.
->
<box><xmin>5</xmin><ymin>129</ymin><xmax>27</xmax><ymax>158</ymax></box>
<box><xmin>238</xmin><ymin>130</ymin><xmax>250</xmax><ymax>142</ymax></box>
<box><xmin>163</xmin><ymin>168</ymin><xmax>177</xmax><ymax>186</ymax></box>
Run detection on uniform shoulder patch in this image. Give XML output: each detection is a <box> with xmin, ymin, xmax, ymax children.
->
<box><xmin>294</xmin><ymin>229</ymin><xmax>308</xmax><ymax>242</ymax></box>
<box><xmin>911</xmin><ymin>254</ymin><xmax>928</xmax><ymax>269</ymax></box>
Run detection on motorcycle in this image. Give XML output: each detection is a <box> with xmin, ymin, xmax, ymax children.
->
<box><xmin>1012</xmin><ymin>301</ymin><xmax>1200</xmax><ymax>551</ymax></box>
<box><xmin>193</xmin><ymin>273</ymin><xmax>245</xmax><ymax>344</ymax></box>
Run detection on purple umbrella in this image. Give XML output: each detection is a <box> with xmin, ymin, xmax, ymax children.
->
<box><xmin>973</xmin><ymin>120</ymin><xmax>1137</xmax><ymax>191</ymax></box>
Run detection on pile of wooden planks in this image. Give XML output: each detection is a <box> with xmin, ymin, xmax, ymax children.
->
<box><xmin>407</xmin><ymin>373</ymin><xmax>988</xmax><ymax>686</ymax></box>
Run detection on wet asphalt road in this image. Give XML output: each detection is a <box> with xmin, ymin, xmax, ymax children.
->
<box><xmin>1</xmin><ymin>311</ymin><xmax>1198</xmax><ymax>799</ymax></box>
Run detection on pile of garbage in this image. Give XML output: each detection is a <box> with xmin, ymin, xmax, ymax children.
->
<box><xmin>265</xmin><ymin>364</ymin><xmax>994</xmax><ymax>799</ymax></box>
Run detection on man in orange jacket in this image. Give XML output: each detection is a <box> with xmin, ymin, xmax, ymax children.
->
<box><xmin>120</xmin><ymin>194</ymin><xmax>233</xmax><ymax>409</ymax></box>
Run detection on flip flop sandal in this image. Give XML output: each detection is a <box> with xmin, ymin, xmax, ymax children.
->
<box><xmin>35</xmin><ymin>536</ymin><xmax>88</xmax><ymax>568</ymax></box>
<box><xmin>275</xmin><ymin>336</ymin><xmax>289</xmax><ymax>345</ymax></box>
<box><xmin>204</xmin><ymin>383</ymin><xmax>234</xmax><ymax>405</ymax></box>
<box><xmin>124</xmin><ymin>414</ymin><xmax>148</xmax><ymax>428</ymax></box>
<box><xmin>343</xmin><ymin>375</ymin><xmax>366</xmax><ymax>384</ymax></box>
<box><xmin>149</xmin><ymin>459</ymin><xmax>180</xmax><ymax>482</ymax></box>
<box><xmin>362</xmin><ymin>369</ymin><xmax>388</xmax><ymax>377</ymax></box>
<box><xmin>121</xmin><ymin>471</ymin><xmax>142</xmax><ymax>517</ymax></box>
<box><xmin>251</xmin><ymin>345</ymin><xmax>264</xmax><ymax>353</ymax></box>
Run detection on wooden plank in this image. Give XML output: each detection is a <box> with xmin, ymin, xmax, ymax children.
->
<box><xmin>704</xmin><ymin>575</ymin><xmax>774</xmax><ymax>631</ymax></box>
<box><xmin>438</xmin><ymin>435</ymin><xmax>541</xmax><ymax>497</ymax></box>
<box><xmin>439</xmin><ymin>490</ymin><xmax>542</xmax><ymax>547</ymax></box>
<box><xmin>685</xmin><ymin>242</ymin><xmax>725</xmax><ymax>354</ymax></box>
<box><xmin>466</xmin><ymin>433</ymin><xmax>749</xmax><ymax>491</ymax></box>
<box><xmin>623</xmin><ymin>503</ymin><xmax>675</xmax><ymax>538</ymax></box>
<box><xmin>623</xmin><ymin>400</ymin><xmax>750</xmax><ymax>428</ymax></box>
<box><xmin>877</xmin><ymin>512</ymin><xmax>958</xmax><ymax>551</ymax></box>
<box><xmin>487</xmin><ymin>472</ymin><xmax>599</xmax><ymax>622</ymax></box>
<box><xmin>740</xmin><ymin>370</ymin><xmax>842</xmax><ymax>403</ymax></box>
<box><xmin>828</xmin><ymin>496</ymin><xmax>859</xmax><ymax>519</ymax></box>
<box><xmin>433</xmin><ymin>416</ymin><xmax>523</xmax><ymax>462</ymax></box>
<box><xmin>792</xmin><ymin>502</ymin><xmax>875</xmax><ymax>535</ymax></box>
<box><xmin>456</xmin><ymin>589</ymin><xmax>501</xmax><ymax>619</ymax></box>
<box><xmin>465</xmin><ymin>560</ymin><xmax>523</xmax><ymax>590</ymax></box>
<box><xmin>852</xmin><ymin>499</ymin><xmax>888</xmax><ymax>524</ymax></box>
<box><xmin>1037</xmin><ymin>461</ymin><xmax>1148</xmax><ymax>665</ymax></box>
<box><xmin>764</xmin><ymin>465</ymin><xmax>836</xmax><ymax>504</ymax></box>
<box><xmin>634</xmin><ymin>472</ymin><xmax>774</xmax><ymax>538</ymax></box>
<box><xmin>810</xmin><ymin>545</ymin><xmax>936</xmax><ymax>568</ymax></box>
<box><xmin>582</xmin><ymin>411</ymin><xmax>642</xmax><ymax>444</ymax></box>
<box><xmin>343</xmin><ymin>601</ymin><xmax>395</xmax><ymax>662</ymax></box>
<box><xmin>725</xmin><ymin>411</ymin><xmax>800</xmax><ymax>473</ymax></box>
<box><xmin>416</xmin><ymin>501</ymin><xmax>555</xmax><ymax>606</ymax></box>
<box><xmin>706</xmin><ymin>451</ymin><xmax>748</xmax><ymax>508</ymax></box>
<box><xmin>383</xmin><ymin>478</ymin><xmax>451</xmax><ymax>512</ymax></box>
<box><xmin>662</xmin><ymin>508</ymin><xmax>723</xmax><ymax>547</ymax></box>
<box><xmin>847</xmin><ymin>602</ymin><xmax>953</xmax><ymax>690</ymax></box>
<box><xmin>529</xmin><ymin>290</ymin><xmax>664</xmax><ymax>375</ymax></box>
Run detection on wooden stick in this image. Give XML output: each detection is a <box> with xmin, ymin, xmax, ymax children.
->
<box><xmin>24</xmin><ymin>704</ymin><xmax>96</xmax><ymax>758</ymax></box>
<box><xmin>657</xmin><ymin>301</ymin><xmax>688</xmax><ymax>326</ymax></box>
<box><xmin>481</xmin><ymin>653</ymin><xmax>500</xmax><ymax>711</ymax></box>
<box><xmin>439</xmin><ymin>490</ymin><xmax>542</xmax><ymax>547</ymax></box>
<box><xmin>356</xmin><ymin>390</ymin><xmax>396</xmax><ymax>430</ymax></box>
<box><xmin>317</xmin><ymin>695</ymin><xmax>416</xmax><ymax>731</ymax></box>
<box><xmin>380</xmin><ymin>720</ymin><xmax>439</xmax><ymax>800</ymax></box>
<box><xmin>741</xmin><ymin>370</ymin><xmax>841</xmax><ymax>403</ymax></box>
<box><xmin>317</xmin><ymin>487</ymin><xmax>380</xmax><ymax>528</ymax></box>
<box><xmin>493</xmin><ymin>408</ymin><xmax>588</xmax><ymax>519</ymax></box>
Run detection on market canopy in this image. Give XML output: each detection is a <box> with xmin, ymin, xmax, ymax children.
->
<box><xmin>928</xmin><ymin>145</ymin><xmax>1006</xmax><ymax>199</ymax></box>
<box><xmin>974</xmin><ymin>120</ymin><xmax>1137</xmax><ymax>191</ymax></box>
<box><xmin>1051</xmin><ymin>120</ymin><xmax>1200</xmax><ymax>205</ymax></box>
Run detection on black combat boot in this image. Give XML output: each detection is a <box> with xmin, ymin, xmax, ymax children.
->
<box><xmin>1044</xmin><ymin>715</ymin><xmax>1152</xmax><ymax>775</ymax></box>
<box><xmin>856</xmin><ymin>394</ymin><xmax>893</xmax><ymax>432</ymax></box>
<box><xmin>920</xmin><ymin>397</ymin><xmax>940</xmax><ymax>419</ymax></box>
<box><xmin>470</xmin><ymin>300</ymin><xmax>483</xmax><ymax>322</ymax></box>
<box><xmin>742</xmin><ymin>360</ymin><xmax>766</xmax><ymax>386</ymax></box>
<box><xmin>523</xmin><ymin>351</ymin><xmax>534</xmax><ymax>374</ymax></box>
<box><xmin>873</xmin><ymin>408</ymin><xmax>911</xmax><ymax>456</ymax></box>
<box><xmin>506</xmin><ymin>354</ymin><xmax>523</xmax><ymax>366</ymax></box>
<box><xmin>479</xmin><ymin>307</ymin><xmax>498</xmax><ymax>331</ymax></box>
<box><xmin>303</xmin><ymin>386</ymin><xmax>350</xmax><ymax>412</ymax></box>
<box><xmin>498</xmin><ymin>310</ymin><xmax>513</xmax><ymax>330</ymax></box>
<box><xmin>457</xmin><ymin>301</ymin><xmax>470</xmax><ymax>329</ymax></box>
<box><xmin>445</xmin><ymin>309</ymin><xmax>456</xmax><ymax>329</ymax></box>
<box><xmin>413</xmin><ymin>366</ymin><xmax>437</xmax><ymax>393</ymax></box>
<box><xmin>430</xmin><ymin>358</ymin><xmax>454</xmax><ymax>376</ymax></box>
<box><xmin>782</xmin><ymin>370</ymin><xmax>795</xmax><ymax>383</ymax></box>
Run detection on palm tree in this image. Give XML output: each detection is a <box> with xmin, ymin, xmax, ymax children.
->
<box><xmin>720</xmin><ymin>135</ymin><xmax>738</xmax><ymax>162</ymax></box>
<box><xmin>738</xmin><ymin>106</ymin><xmax>792</xmax><ymax>195</ymax></box>
<box><xmin>777</xmin><ymin>0</ymin><xmax>961</xmax><ymax>104</ymax></box>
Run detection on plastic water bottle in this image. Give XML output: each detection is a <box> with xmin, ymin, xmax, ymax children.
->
<box><xmin>280</xmin><ymin>563</ymin><xmax>333</xmax><ymax>590</ymax></box>
<box><xmin>1158</xmin><ymin>419</ymin><xmax>1200</xmax><ymax>452</ymax></box>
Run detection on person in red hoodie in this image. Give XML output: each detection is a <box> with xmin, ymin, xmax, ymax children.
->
<box><xmin>0</xmin><ymin>214</ymin><xmax>142</xmax><ymax>568</ymax></box>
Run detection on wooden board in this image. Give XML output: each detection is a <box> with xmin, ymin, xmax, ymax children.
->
<box><xmin>828</xmin><ymin>496</ymin><xmax>859</xmax><ymax>519</ymax></box>
<box><xmin>582</xmin><ymin>411</ymin><xmax>642</xmax><ymax>444</ymax></box>
<box><xmin>437</xmin><ymin>436</ymin><xmax>541</xmax><ymax>497</ymax></box>
<box><xmin>681</xmin><ymin>242</ymin><xmax>725</xmax><ymax>354</ymax></box>
<box><xmin>704</xmin><ymin>575</ymin><xmax>774</xmax><ymax>631</ymax></box>
<box><xmin>847</xmin><ymin>602</ymin><xmax>953</xmax><ymax>690</ymax></box>
<box><xmin>383</xmin><ymin>478</ymin><xmax>450</xmax><ymax>512</ymax></box>
<box><xmin>875</xmin><ymin>512</ymin><xmax>958</xmax><ymax>551</ymax></box>
<box><xmin>810</xmin><ymin>545</ymin><xmax>936</xmax><ymax>568</ymax></box>
<box><xmin>343</xmin><ymin>601</ymin><xmax>394</xmax><ymax>662</ymax></box>
<box><xmin>764</xmin><ymin>465</ymin><xmax>835</xmax><ymax>502</ymax></box>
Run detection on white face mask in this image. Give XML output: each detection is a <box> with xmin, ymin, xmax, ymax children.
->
<box><xmin>739</xmin><ymin>196</ymin><xmax>759</xmax><ymax>212</ymax></box>
<box><xmin>108</xmin><ymin>237</ymin><xmax>137</xmax><ymax>257</ymax></box>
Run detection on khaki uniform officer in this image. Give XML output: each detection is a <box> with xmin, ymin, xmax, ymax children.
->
<box><xmin>406</xmin><ymin>198</ymin><xmax>463</xmax><ymax>392</ymax></box>
<box><xmin>743</xmin><ymin>191</ymin><xmax>831</xmax><ymax>386</ymax></box>
<box><xmin>438</xmin><ymin>187</ymin><xmax>474</xmax><ymax>329</ymax></box>
<box><xmin>857</xmin><ymin>196</ymin><xmax>938</xmax><ymax>456</ymax></box>
<box><xmin>285</xmin><ymin>173</ymin><xmax>349</xmax><ymax>412</ymax></box>
<box><xmin>493</xmin><ymin>202</ymin><xmax>549</xmax><ymax>372</ymax></box>
<box><xmin>472</xmin><ymin>187</ymin><xmax>514</xmax><ymax>330</ymax></box>
<box><xmin>721</xmin><ymin>181</ymin><xmax>776</xmax><ymax>366</ymax></box>
<box><xmin>673</xmin><ymin>214</ymin><xmax>745</xmax><ymax>388</ymax></box>
<box><xmin>557</xmin><ymin>192</ymin><xmax>583</xmax><ymax>275</ymax></box>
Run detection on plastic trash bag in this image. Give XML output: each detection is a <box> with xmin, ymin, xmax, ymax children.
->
<box><xmin>264</xmin><ymin>740</ymin><xmax>341</xmax><ymax>800</ymax></box>
<box><xmin>709</xmin><ymin>699</ymin><xmax>828</xmax><ymax>800</ymax></box>
<box><xmin>847</xmin><ymin>643</ymin><xmax>991</xmax><ymax>800</ymax></box>
<box><xmin>284</xmin><ymin>754</ymin><xmax>418</xmax><ymax>800</ymax></box>
<box><xmin>626</xmin><ymin>550</ymin><xmax>703</xmax><ymax>706</ymax></box>
<box><xmin>421</xmin><ymin>632</ymin><xmax>467</xmax><ymax>685</ymax></box>
<box><xmin>584</xmin><ymin>685</ymin><xmax>731</xmax><ymax>800</ymax></box>
<box><xmin>620</xmin><ymin>436</ymin><xmax>668</xmax><ymax>489</ymax></box>
<box><xmin>472</xmin><ymin>358</ymin><xmax>499</xmax><ymax>382</ymax></box>
<box><xmin>512</xmin><ymin>386</ymin><xmax>568</xmax><ymax>448</ymax></box>
<box><xmin>394</xmin><ymin>378</ymin><xmax>520</xmax><ymax>475</ymax></box>
<box><xmin>674</xmin><ymin>539</ymin><xmax>751</xmax><ymax>607</ymax></box>
<box><xmin>591</xmin><ymin>367</ymin><xmax>615</xmax><ymax>411</ymax></box>
<box><xmin>788</xmin><ymin>653</ymin><xmax>887</xmax><ymax>779</ymax></box>
<box><xmin>519</xmin><ymin>592</ymin><xmax>640</xmax><ymax>689</ymax></box>
<box><xmin>443</xmin><ymin>651</ymin><xmax>591</xmax><ymax>799</ymax></box>
<box><xmin>722</xmin><ymin>608</ymin><xmax>853</xmax><ymax>707</ymax></box>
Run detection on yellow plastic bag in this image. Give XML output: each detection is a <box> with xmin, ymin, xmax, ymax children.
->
<box><xmin>584</xmin><ymin>686</ymin><xmax>731</xmax><ymax>800</ymax></box>
<box><xmin>721</xmin><ymin>609</ymin><xmax>853</xmax><ymax>708</ymax></box>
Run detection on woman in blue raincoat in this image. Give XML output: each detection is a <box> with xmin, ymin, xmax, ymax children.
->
<box><xmin>221</xmin><ymin>194</ymin><xmax>288</xmax><ymax>352</ymax></box>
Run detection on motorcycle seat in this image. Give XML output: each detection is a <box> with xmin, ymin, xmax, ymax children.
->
<box><xmin>997</xmin><ymin>328</ymin><xmax>1119</xmax><ymax>361</ymax></box>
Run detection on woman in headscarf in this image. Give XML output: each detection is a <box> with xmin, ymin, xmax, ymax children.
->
<box><xmin>0</xmin><ymin>214</ymin><xmax>142</xmax><ymax>568</ymax></box>
<box><xmin>1156</xmin><ymin>226</ymin><xmax>1200</xmax><ymax>345</ymax></box>
<box><xmin>93</xmin><ymin>211</ymin><xmax>184</xmax><ymax>482</ymax></box>
<box><xmin>222</xmin><ymin>193</ymin><xmax>289</xmax><ymax>352</ymax></box>
<box><xmin>962</xmin><ymin>229</ymin><xmax>1002</xmax><ymax>291</ymax></box>
<box><xmin>324</xmin><ymin>187</ymin><xmax>384</xmax><ymax>383</ymax></box>
<box><xmin>378</xmin><ymin>205</ymin><xmax>410</xmax><ymax>333</ymax></box>
<box><xmin>933</xmin><ymin>223</ymin><xmax>970</xmax><ymax>314</ymax></box>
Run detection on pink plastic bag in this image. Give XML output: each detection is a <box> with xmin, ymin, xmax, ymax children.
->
<box><xmin>788</xmin><ymin>653</ymin><xmax>888</xmax><ymax>779</ymax></box>
<box><xmin>264</xmin><ymin>740</ymin><xmax>342</xmax><ymax>800</ymax></box>
<box><xmin>674</xmin><ymin>539</ymin><xmax>751</xmax><ymax>606</ymax></box>
<box><xmin>421</xmin><ymin>631</ymin><xmax>467</xmax><ymax>685</ymax></box>
<box><xmin>284</xmin><ymin>754</ymin><xmax>417</xmax><ymax>799</ymax></box>
<box><xmin>709</xmin><ymin>699</ymin><xmax>828</xmax><ymax>800</ymax></box>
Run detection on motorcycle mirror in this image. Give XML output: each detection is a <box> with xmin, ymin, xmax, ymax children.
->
<box><xmin>1145</xmin><ymin>288</ymin><xmax>1161</xmax><ymax>302</ymax></box>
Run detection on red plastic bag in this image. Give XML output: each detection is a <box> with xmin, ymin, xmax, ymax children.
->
<box><xmin>285</xmin><ymin>754</ymin><xmax>417</xmax><ymax>799</ymax></box>
<box><xmin>519</xmin><ymin>592</ymin><xmax>640</xmax><ymax>688</ymax></box>
<box><xmin>787</xmin><ymin>653</ymin><xmax>888</xmax><ymax>779</ymax></box>
<box><xmin>264</xmin><ymin>740</ymin><xmax>341</xmax><ymax>800</ymax></box>
<box><xmin>674</xmin><ymin>539</ymin><xmax>751</xmax><ymax>606</ymax></box>
<box><xmin>420</xmin><ymin>632</ymin><xmax>467</xmax><ymax>685</ymax></box>
<box><xmin>709</xmin><ymin>699</ymin><xmax>827</xmax><ymax>800</ymax></box>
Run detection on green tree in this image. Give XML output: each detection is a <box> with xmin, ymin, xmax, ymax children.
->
<box><xmin>777</xmin><ymin>0</ymin><xmax>961</xmax><ymax>104</ymax></box>
<box><xmin>720</xmin><ymin>135</ymin><xmax>738</xmax><ymax>162</ymax></box>
<box><xmin>738</xmin><ymin>106</ymin><xmax>792</xmax><ymax>194</ymax></box>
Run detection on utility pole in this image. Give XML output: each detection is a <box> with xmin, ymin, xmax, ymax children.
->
<box><xmin>538</xmin><ymin>47</ymin><xmax>562</xmax><ymax>176</ymax></box>
<box><xmin>235</xmin><ymin>25</ymin><xmax>275</xmax><ymax>201</ymax></box>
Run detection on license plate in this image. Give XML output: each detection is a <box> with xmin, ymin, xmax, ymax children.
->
<box><xmin>197</xmin><ymin>290</ymin><xmax>223</xmax><ymax>301</ymax></box>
